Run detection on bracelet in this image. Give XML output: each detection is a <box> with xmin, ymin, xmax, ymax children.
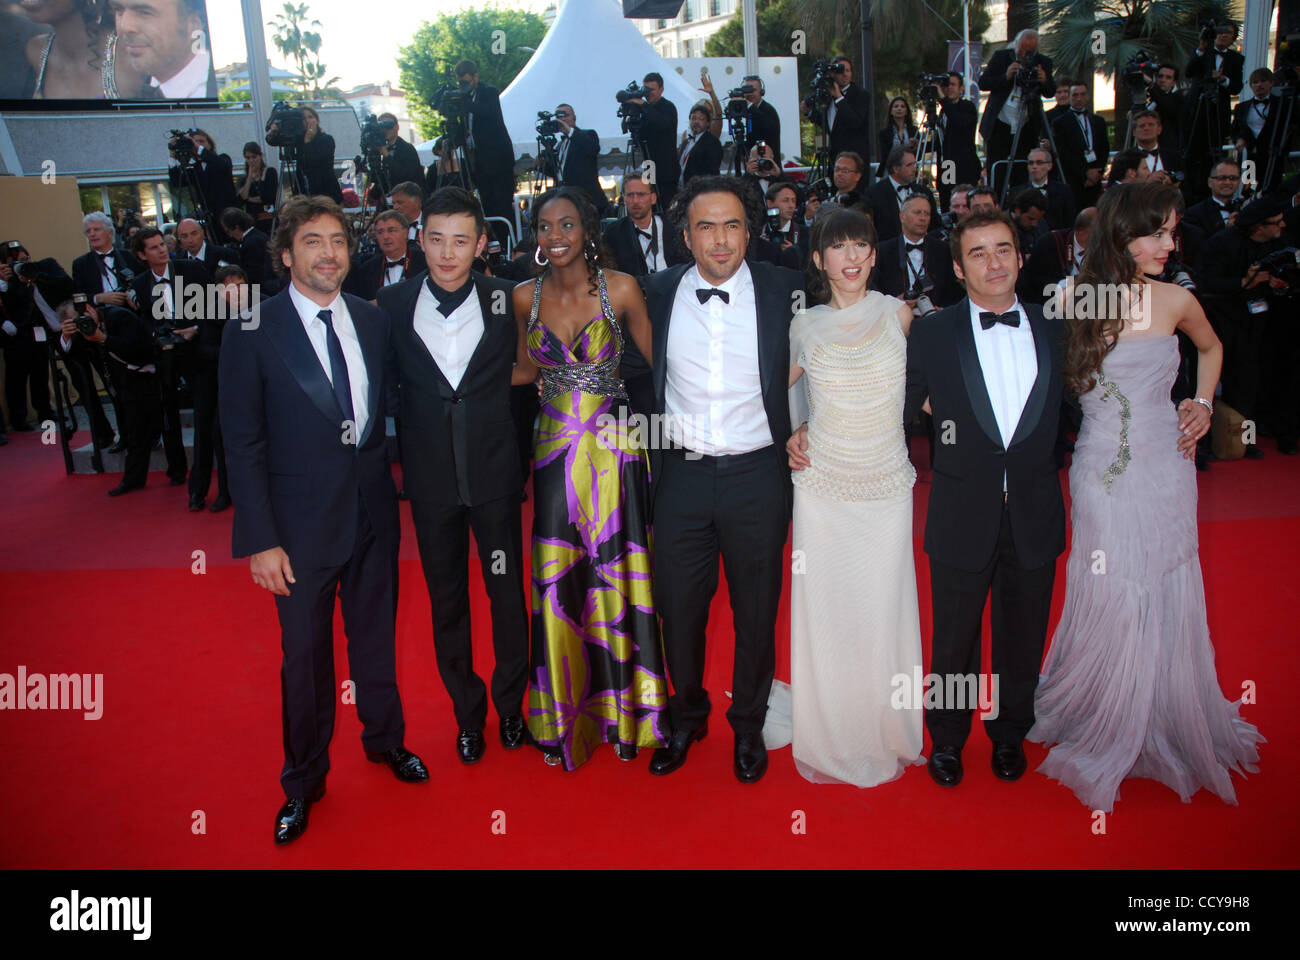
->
<box><xmin>1191</xmin><ymin>397</ymin><xmax>1213</xmax><ymax>416</ymax></box>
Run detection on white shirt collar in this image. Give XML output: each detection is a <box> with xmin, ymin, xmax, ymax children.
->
<box><xmin>195</xmin><ymin>242</ymin><xmax>206</xmax><ymax>261</ymax></box>
<box><xmin>288</xmin><ymin>282</ymin><xmax>344</xmax><ymax>327</ymax></box>
<box><xmin>968</xmin><ymin>296</ymin><xmax>1026</xmax><ymax>328</ymax></box>
<box><xmin>151</xmin><ymin>50</ymin><xmax>211</xmax><ymax>100</ymax></box>
<box><xmin>686</xmin><ymin>259</ymin><xmax>752</xmax><ymax>299</ymax></box>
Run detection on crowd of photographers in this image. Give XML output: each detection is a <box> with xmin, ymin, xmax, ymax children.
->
<box><xmin>2</xmin><ymin>23</ymin><xmax>1298</xmax><ymax>468</ymax></box>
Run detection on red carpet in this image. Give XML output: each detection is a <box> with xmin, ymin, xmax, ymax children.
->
<box><xmin>1</xmin><ymin>430</ymin><xmax>1296</xmax><ymax>868</ymax></box>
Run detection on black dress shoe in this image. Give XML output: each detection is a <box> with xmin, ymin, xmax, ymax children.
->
<box><xmin>108</xmin><ymin>439</ymin><xmax>127</xmax><ymax>454</ymax></box>
<box><xmin>169</xmin><ymin>475</ymin><xmax>187</xmax><ymax>486</ymax></box>
<box><xmin>274</xmin><ymin>781</ymin><xmax>325</xmax><ymax>845</ymax></box>
<box><xmin>108</xmin><ymin>482</ymin><xmax>143</xmax><ymax>497</ymax></box>
<box><xmin>12</xmin><ymin>422</ymin><xmax>33</xmax><ymax>432</ymax></box>
<box><xmin>498</xmin><ymin>715</ymin><xmax>525</xmax><ymax>750</ymax></box>
<box><xmin>1279</xmin><ymin>440</ymin><xmax>1298</xmax><ymax>456</ymax></box>
<box><xmin>734</xmin><ymin>732</ymin><xmax>768</xmax><ymax>783</ymax></box>
<box><xmin>209</xmin><ymin>494</ymin><xmax>231</xmax><ymax>513</ymax></box>
<box><xmin>455</xmin><ymin>729</ymin><xmax>486</xmax><ymax>764</ymax></box>
<box><xmin>991</xmin><ymin>741</ymin><xmax>1027</xmax><ymax>781</ymax></box>
<box><xmin>398</xmin><ymin>488</ymin><xmax>409</xmax><ymax>500</ymax></box>
<box><xmin>928</xmin><ymin>744</ymin><xmax>963</xmax><ymax>786</ymax></box>
<box><xmin>616</xmin><ymin>742</ymin><xmax>639</xmax><ymax>762</ymax></box>
<box><xmin>365</xmin><ymin>746</ymin><xmax>430</xmax><ymax>782</ymax></box>
<box><xmin>1243</xmin><ymin>445</ymin><xmax>1265</xmax><ymax>460</ymax></box>
<box><xmin>188</xmin><ymin>495</ymin><xmax>205</xmax><ymax>512</ymax></box>
<box><xmin>648</xmin><ymin>724</ymin><xmax>707</xmax><ymax>776</ymax></box>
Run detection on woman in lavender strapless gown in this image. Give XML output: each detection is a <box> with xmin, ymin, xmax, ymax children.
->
<box><xmin>1029</xmin><ymin>182</ymin><xmax>1264</xmax><ymax>813</ymax></box>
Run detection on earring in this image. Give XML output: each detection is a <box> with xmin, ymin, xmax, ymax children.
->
<box><xmin>584</xmin><ymin>238</ymin><xmax>596</xmax><ymax>262</ymax></box>
<box><xmin>534</xmin><ymin>246</ymin><xmax>548</xmax><ymax>266</ymax></box>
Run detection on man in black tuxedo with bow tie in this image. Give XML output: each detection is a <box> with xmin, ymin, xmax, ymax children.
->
<box><xmin>550</xmin><ymin>104</ymin><xmax>611</xmax><ymax>216</ymax></box>
<box><xmin>868</xmin><ymin>145</ymin><xmax>939</xmax><ymax>241</ymax></box>
<box><xmin>456</xmin><ymin>60</ymin><xmax>516</xmax><ymax>246</ymax></box>
<box><xmin>633</xmin><ymin>176</ymin><xmax>801</xmax><ymax>785</ymax></box>
<box><xmin>679</xmin><ymin>104</ymin><xmax>723</xmax><ymax>185</ymax></box>
<box><xmin>979</xmin><ymin>29</ymin><xmax>1054</xmax><ymax>199</ymax></box>
<box><xmin>1023</xmin><ymin>148</ymin><xmax>1077</xmax><ymax>231</ymax></box>
<box><xmin>345</xmin><ymin>210</ymin><xmax>427</xmax><ymax>302</ymax></box>
<box><xmin>871</xmin><ymin>191</ymin><xmax>961</xmax><ymax>310</ymax></box>
<box><xmin>1130</xmin><ymin>110</ymin><xmax>1181</xmax><ymax>183</ymax></box>
<box><xmin>1051</xmin><ymin>82</ymin><xmax>1109</xmax><ymax>210</ymax></box>
<box><xmin>1183</xmin><ymin>158</ymin><xmax>1242</xmax><ymax>238</ymax></box>
<box><xmin>901</xmin><ymin>208</ymin><xmax>1071</xmax><ymax>787</ymax></box>
<box><xmin>1185</xmin><ymin>23</ymin><xmax>1245</xmax><ymax>197</ymax></box>
<box><xmin>377</xmin><ymin>186</ymin><xmax>531</xmax><ymax>764</ymax></box>
<box><xmin>1233</xmin><ymin>69</ymin><xmax>1289</xmax><ymax>193</ymax></box>
<box><xmin>220</xmin><ymin>195</ymin><xmax>428</xmax><ymax>846</ymax></box>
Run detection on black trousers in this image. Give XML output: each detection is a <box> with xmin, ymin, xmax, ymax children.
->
<box><xmin>155</xmin><ymin>349</ymin><xmax>188</xmax><ymax>482</ymax></box>
<box><xmin>477</xmin><ymin>169</ymin><xmax>516</xmax><ymax>248</ymax></box>
<box><xmin>410</xmin><ymin>492</ymin><xmax>529</xmax><ymax>730</ymax></box>
<box><xmin>3</xmin><ymin>335</ymin><xmax>51</xmax><ymax>428</ymax></box>
<box><xmin>653</xmin><ymin>445</ymin><xmax>789</xmax><ymax>736</ymax></box>
<box><xmin>1219</xmin><ymin>310</ymin><xmax>1268</xmax><ymax>423</ymax></box>
<box><xmin>984</xmin><ymin>117</ymin><xmax>1035</xmax><ymax>200</ymax></box>
<box><xmin>1263</xmin><ymin>309</ymin><xmax>1300</xmax><ymax>446</ymax></box>
<box><xmin>189</xmin><ymin>367</ymin><xmax>228</xmax><ymax>500</ymax></box>
<box><xmin>115</xmin><ymin>366</ymin><xmax>162</xmax><ymax>488</ymax></box>
<box><xmin>67</xmin><ymin>350</ymin><xmax>115</xmax><ymax>441</ymax></box>
<box><xmin>926</xmin><ymin>504</ymin><xmax>1056</xmax><ymax>747</ymax></box>
<box><xmin>274</xmin><ymin>493</ymin><xmax>405</xmax><ymax>799</ymax></box>
<box><xmin>509</xmin><ymin>383</ymin><xmax>538</xmax><ymax>481</ymax></box>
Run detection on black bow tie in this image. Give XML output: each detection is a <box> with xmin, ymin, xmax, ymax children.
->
<box><xmin>386</xmin><ymin>259</ymin><xmax>405</xmax><ymax>268</ymax></box>
<box><xmin>427</xmin><ymin>276</ymin><xmax>473</xmax><ymax>317</ymax></box>
<box><xmin>696</xmin><ymin>288</ymin><xmax>729</xmax><ymax>305</ymax></box>
<box><xmin>636</xmin><ymin>229</ymin><xmax>653</xmax><ymax>241</ymax></box>
<box><xmin>96</xmin><ymin>251</ymin><xmax>114</xmax><ymax>261</ymax></box>
<box><xmin>905</xmin><ymin>241</ymin><xmax>924</xmax><ymax>253</ymax></box>
<box><xmin>1072</xmin><ymin>108</ymin><xmax>1086</xmax><ymax>115</ymax></box>
<box><xmin>979</xmin><ymin>310</ymin><xmax>1020</xmax><ymax>330</ymax></box>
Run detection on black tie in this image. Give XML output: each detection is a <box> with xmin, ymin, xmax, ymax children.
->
<box><xmin>318</xmin><ymin>309</ymin><xmax>355</xmax><ymax>427</ymax></box>
<box><xmin>636</xmin><ymin>229</ymin><xmax>652</xmax><ymax>241</ymax></box>
<box><xmin>427</xmin><ymin>276</ymin><xmax>473</xmax><ymax>317</ymax></box>
<box><xmin>905</xmin><ymin>242</ymin><xmax>924</xmax><ymax>253</ymax></box>
<box><xmin>979</xmin><ymin>310</ymin><xmax>1020</xmax><ymax>330</ymax></box>
<box><xmin>696</xmin><ymin>288</ymin><xmax>729</xmax><ymax>305</ymax></box>
<box><xmin>386</xmin><ymin>259</ymin><xmax>404</xmax><ymax>268</ymax></box>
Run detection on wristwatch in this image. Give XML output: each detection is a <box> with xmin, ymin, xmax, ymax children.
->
<box><xmin>1191</xmin><ymin>397</ymin><xmax>1213</xmax><ymax>415</ymax></box>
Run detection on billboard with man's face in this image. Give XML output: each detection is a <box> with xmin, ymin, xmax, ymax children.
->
<box><xmin>0</xmin><ymin>0</ymin><xmax>218</xmax><ymax>103</ymax></box>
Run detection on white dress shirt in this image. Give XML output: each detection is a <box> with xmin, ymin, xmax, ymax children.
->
<box><xmin>92</xmin><ymin>248</ymin><xmax>120</xmax><ymax>293</ymax></box>
<box><xmin>968</xmin><ymin>298</ymin><xmax>1037</xmax><ymax>485</ymax></box>
<box><xmin>151</xmin><ymin>50</ymin><xmax>211</xmax><ymax>100</ymax></box>
<box><xmin>1245</xmin><ymin>98</ymin><xmax>1268</xmax><ymax>138</ymax></box>
<box><xmin>151</xmin><ymin>269</ymin><xmax>175</xmax><ymax>319</ymax></box>
<box><xmin>413</xmin><ymin>279</ymin><xmax>484</xmax><ymax>389</ymax></box>
<box><xmin>679</xmin><ymin>131</ymin><xmax>699</xmax><ymax>166</ymax></box>
<box><xmin>633</xmin><ymin>215</ymin><xmax>668</xmax><ymax>274</ymax></box>
<box><xmin>664</xmin><ymin>262</ymin><xmax>771</xmax><ymax>455</ymax></box>
<box><xmin>288</xmin><ymin>282</ymin><xmax>370</xmax><ymax>438</ymax></box>
<box><xmin>1143</xmin><ymin>149</ymin><xmax>1164</xmax><ymax>173</ymax></box>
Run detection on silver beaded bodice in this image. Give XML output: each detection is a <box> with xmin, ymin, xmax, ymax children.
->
<box><xmin>528</xmin><ymin>268</ymin><xmax>628</xmax><ymax>404</ymax></box>
<box><xmin>794</xmin><ymin>311</ymin><xmax>916</xmax><ymax>501</ymax></box>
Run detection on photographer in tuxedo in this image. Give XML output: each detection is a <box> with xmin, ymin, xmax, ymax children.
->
<box><xmin>739</xmin><ymin>75</ymin><xmax>780</xmax><ymax>158</ymax></box>
<box><xmin>1185</xmin><ymin>22</ymin><xmax>1244</xmax><ymax>198</ymax></box>
<box><xmin>456</xmin><ymin>60</ymin><xmax>517</xmax><ymax>246</ymax></box>
<box><xmin>1018</xmin><ymin>206</ymin><xmax>1095</xmax><ymax>304</ymax></box>
<box><xmin>377</xmin><ymin>114</ymin><xmax>425</xmax><ymax>194</ymax></box>
<box><xmin>0</xmin><ymin>244</ymin><xmax>57</xmax><ymax>433</ymax></box>
<box><xmin>938</xmin><ymin>72</ymin><xmax>981</xmax><ymax>212</ymax></box>
<box><xmin>803</xmin><ymin>57</ymin><xmax>871</xmax><ymax>163</ymax></box>
<box><xmin>167</xmin><ymin>130</ymin><xmax>237</xmax><ymax>242</ymax></box>
<box><xmin>377</xmin><ymin>186</ymin><xmax>531</xmax><ymax>763</ymax></box>
<box><xmin>901</xmin><ymin>207</ymin><xmax>1072</xmax><ymax>786</ymax></box>
<box><xmin>1232</xmin><ymin>69</ymin><xmax>1288</xmax><ymax>193</ymax></box>
<box><xmin>219</xmin><ymin>208</ymin><xmax>275</xmax><ymax>289</ymax></box>
<box><xmin>872</xmin><ymin>191</ymin><xmax>961</xmax><ymax>312</ymax></box>
<box><xmin>679</xmin><ymin>104</ymin><xmax>723</xmax><ymax>185</ymax></box>
<box><xmin>1130</xmin><ymin>110</ymin><xmax>1180</xmax><ymax>182</ymax></box>
<box><xmin>188</xmin><ymin>265</ymin><xmax>246</xmax><ymax>514</ymax></box>
<box><xmin>980</xmin><ymin>29</ymin><xmax>1054</xmax><ymax>198</ymax></box>
<box><xmin>344</xmin><ymin>211</ymin><xmax>426</xmax><ymax>302</ymax></box>
<box><xmin>627</xmin><ymin>72</ymin><xmax>680</xmax><ymax>209</ymax></box>
<box><xmin>1183</xmin><ymin>158</ymin><xmax>1241</xmax><ymax>238</ymax></box>
<box><xmin>1022</xmin><ymin>148</ymin><xmax>1077</xmax><ymax>230</ymax></box>
<box><xmin>602</xmin><ymin>171</ymin><xmax>690</xmax><ymax>279</ymax></box>
<box><xmin>637</xmin><ymin>176</ymin><xmax>802</xmax><ymax>784</ymax></box>
<box><xmin>868</xmin><ymin>145</ymin><xmax>938</xmax><ymax>241</ymax></box>
<box><xmin>551</xmin><ymin>104</ymin><xmax>610</xmax><ymax>216</ymax></box>
<box><xmin>1051</xmin><ymin>82</ymin><xmax>1109</xmax><ymax>210</ymax></box>
<box><xmin>1147</xmin><ymin>64</ymin><xmax>1185</xmax><ymax>158</ymax></box>
<box><xmin>220</xmin><ymin>195</ymin><xmax>428</xmax><ymax>846</ymax></box>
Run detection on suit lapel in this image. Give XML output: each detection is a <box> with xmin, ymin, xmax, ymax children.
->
<box><xmin>1008</xmin><ymin>302</ymin><xmax>1053</xmax><ymax>448</ymax></box>
<box><xmin>458</xmin><ymin>275</ymin><xmax>500</xmax><ymax>387</ymax></box>
<box><xmin>750</xmin><ymin>261</ymin><xmax>784</xmax><ymax>401</ymax></box>
<box><xmin>344</xmin><ymin>293</ymin><xmax>385</xmax><ymax>446</ymax></box>
<box><xmin>953</xmin><ymin>298</ymin><xmax>1004</xmax><ymax>450</ymax></box>
<box><xmin>263</xmin><ymin>291</ymin><xmax>344</xmax><ymax>430</ymax></box>
<box><xmin>397</xmin><ymin>272</ymin><xmax>455</xmax><ymax>392</ymax></box>
<box><xmin>651</xmin><ymin>264</ymin><xmax>690</xmax><ymax>411</ymax></box>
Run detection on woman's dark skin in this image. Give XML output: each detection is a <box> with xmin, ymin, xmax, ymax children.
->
<box><xmin>511</xmin><ymin>196</ymin><xmax>654</xmax><ymax>383</ymax></box>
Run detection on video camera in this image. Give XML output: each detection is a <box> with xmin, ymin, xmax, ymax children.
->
<box><xmin>265</xmin><ymin>102</ymin><xmax>306</xmax><ymax>147</ymax></box>
<box><xmin>1015</xmin><ymin>52</ymin><xmax>1045</xmax><ymax>93</ymax></box>
<box><xmin>1255</xmin><ymin>247</ymin><xmax>1300</xmax><ymax>290</ymax></box>
<box><xmin>724</xmin><ymin>83</ymin><xmax>756</xmax><ymax>121</ymax></box>
<box><xmin>1201</xmin><ymin>20</ymin><xmax>1233</xmax><ymax>44</ymax></box>
<box><xmin>431</xmin><ymin>78</ymin><xmax>470</xmax><ymax>119</ymax></box>
<box><xmin>359</xmin><ymin>113</ymin><xmax>396</xmax><ymax>155</ymax></box>
<box><xmin>168</xmin><ymin>128</ymin><xmax>201</xmax><ymax>164</ymax></box>
<box><xmin>536</xmin><ymin>110</ymin><xmax>564</xmax><ymax>140</ymax></box>
<box><xmin>917</xmin><ymin>73</ymin><xmax>948</xmax><ymax>106</ymax></box>
<box><xmin>1122</xmin><ymin>51</ymin><xmax>1161</xmax><ymax>91</ymax></box>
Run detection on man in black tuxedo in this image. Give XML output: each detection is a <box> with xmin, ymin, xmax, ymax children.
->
<box><xmin>0</xmin><ymin>245</ymin><xmax>57</xmax><ymax>432</ymax></box>
<box><xmin>868</xmin><ymin>145</ymin><xmax>938</xmax><ymax>242</ymax></box>
<box><xmin>1007</xmin><ymin>187</ymin><xmax>1050</xmax><ymax>254</ymax></box>
<box><xmin>220</xmin><ymin>195</ymin><xmax>428</xmax><ymax>846</ymax></box>
<box><xmin>979</xmin><ymin>29</ymin><xmax>1054</xmax><ymax>199</ymax></box>
<box><xmin>679</xmin><ymin>104</ymin><xmax>723</xmax><ymax>184</ymax></box>
<box><xmin>168</xmin><ymin>130</ymin><xmax>238</xmax><ymax>242</ymax></box>
<box><xmin>456</xmin><ymin>59</ymin><xmax>516</xmax><ymax>246</ymax></box>
<box><xmin>1232</xmin><ymin>69</ymin><xmax>1288</xmax><ymax>193</ymax></box>
<box><xmin>637</xmin><ymin>176</ymin><xmax>801</xmax><ymax>784</ymax></box>
<box><xmin>551</xmin><ymin>104</ymin><xmax>610</xmax><ymax>216</ymax></box>
<box><xmin>377</xmin><ymin>114</ymin><xmax>425</xmax><ymax>196</ymax></box>
<box><xmin>1021</xmin><ymin>148</ymin><xmax>1076</xmax><ymax>229</ymax></box>
<box><xmin>130</xmin><ymin>227</ymin><xmax>201</xmax><ymax>491</ymax></box>
<box><xmin>344</xmin><ymin>211</ymin><xmax>427</xmax><ymax>302</ymax></box>
<box><xmin>1052</xmin><ymin>82</ymin><xmax>1109</xmax><ymax>210</ymax></box>
<box><xmin>937</xmin><ymin>72</ymin><xmax>981</xmax><ymax>212</ymax></box>
<box><xmin>901</xmin><ymin>208</ymin><xmax>1071</xmax><ymax>786</ymax></box>
<box><xmin>738</xmin><ymin>74</ymin><xmax>780</xmax><ymax>158</ymax></box>
<box><xmin>803</xmin><ymin>56</ymin><xmax>871</xmax><ymax>163</ymax></box>
<box><xmin>377</xmin><ymin>186</ymin><xmax>531</xmax><ymax>763</ymax></box>
<box><xmin>739</xmin><ymin>141</ymin><xmax>793</xmax><ymax>205</ymax></box>
<box><xmin>174</xmin><ymin>218</ymin><xmax>238</xmax><ymax>274</ymax></box>
<box><xmin>1130</xmin><ymin>110</ymin><xmax>1181</xmax><ymax>183</ymax></box>
<box><xmin>219</xmin><ymin>208</ymin><xmax>275</xmax><ymax>290</ymax></box>
<box><xmin>872</xmin><ymin>191</ymin><xmax>961</xmax><ymax>311</ymax></box>
<box><xmin>72</xmin><ymin>212</ymin><xmax>140</xmax><ymax>447</ymax></box>
<box><xmin>630</xmin><ymin>72</ymin><xmax>680</xmax><ymax>210</ymax></box>
<box><xmin>1185</xmin><ymin>22</ymin><xmax>1244</xmax><ymax>197</ymax></box>
<box><xmin>602</xmin><ymin>172</ymin><xmax>690</xmax><ymax>279</ymax></box>
<box><xmin>1043</xmin><ymin>82</ymin><xmax>1070</xmax><ymax>131</ymax></box>
<box><xmin>1018</xmin><ymin>206</ymin><xmax>1095</xmax><ymax>305</ymax></box>
<box><xmin>1148</xmin><ymin>64</ymin><xmax>1185</xmax><ymax>158</ymax></box>
<box><xmin>1182</xmin><ymin>159</ymin><xmax>1241</xmax><ymax>238</ymax></box>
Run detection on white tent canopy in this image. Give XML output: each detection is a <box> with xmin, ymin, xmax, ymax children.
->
<box><xmin>499</xmin><ymin>0</ymin><xmax>704</xmax><ymax>158</ymax></box>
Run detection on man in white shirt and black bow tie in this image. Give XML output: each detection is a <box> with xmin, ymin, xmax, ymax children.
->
<box><xmin>1131</xmin><ymin>110</ymin><xmax>1180</xmax><ymax>183</ymax></box>
<box><xmin>345</xmin><ymin>210</ymin><xmax>427</xmax><ymax>302</ymax></box>
<box><xmin>551</xmin><ymin>104</ymin><xmax>611</xmax><ymax>216</ymax></box>
<box><xmin>1232</xmin><ymin>68</ymin><xmax>1287</xmax><ymax>192</ymax></box>
<box><xmin>602</xmin><ymin>171</ymin><xmax>688</xmax><ymax>278</ymax></box>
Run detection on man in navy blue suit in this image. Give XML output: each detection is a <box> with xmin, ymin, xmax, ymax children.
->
<box><xmin>219</xmin><ymin>195</ymin><xmax>428</xmax><ymax>846</ymax></box>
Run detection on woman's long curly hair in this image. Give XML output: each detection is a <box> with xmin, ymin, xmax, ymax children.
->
<box><xmin>529</xmin><ymin>186</ymin><xmax>611</xmax><ymax>297</ymax></box>
<box><xmin>1064</xmin><ymin>180</ymin><xmax>1184</xmax><ymax>396</ymax></box>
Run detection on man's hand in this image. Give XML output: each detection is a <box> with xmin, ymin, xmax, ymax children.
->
<box><xmin>904</xmin><ymin>298</ymin><xmax>919</xmax><ymax>312</ymax></box>
<box><xmin>829</xmin><ymin>80</ymin><xmax>843</xmax><ymax>99</ymax></box>
<box><xmin>1268</xmin><ymin>274</ymin><xmax>1288</xmax><ymax>290</ymax></box>
<box><xmin>1150</xmin><ymin>170</ymin><xmax>1173</xmax><ymax>185</ymax></box>
<box><xmin>698</xmin><ymin>70</ymin><xmax>714</xmax><ymax>95</ymax></box>
<box><xmin>787</xmin><ymin>423</ymin><xmax>810</xmax><ymax>470</ymax></box>
<box><xmin>1084</xmin><ymin>169</ymin><xmax>1102</xmax><ymax>187</ymax></box>
<box><xmin>0</xmin><ymin>262</ymin><xmax>12</xmax><ymax>283</ymax></box>
<box><xmin>1006</xmin><ymin>61</ymin><xmax>1021</xmax><ymax>81</ymax></box>
<box><xmin>250</xmin><ymin>546</ymin><xmax>295</xmax><ymax>596</ymax></box>
<box><xmin>97</xmin><ymin>291</ymin><xmax>130</xmax><ymax>307</ymax></box>
<box><xmin>1034</xmin><ymin>65</ymin><xmax>1047</xmax><ymax>83</ymax></box>
<box><xmin>745</xmin><ymin>157</ymin><xmax>760</xmax><ymax>174</ymax></box>
<box><xmin>177</xmin><ymin>326</ymin><xmax>199</xmax><ymax>341</ymax></box>
<box><xmin>1226</xmin><ymin>211</ymin><xmax>1238</xmax><ymax>228</ymax></box>
<box><xmin>60</xmin><ymin>316</ymin><xmax>78</xmax><ymax>339</ymax></box>
<box><xmin>1244</xmin><ymin>264</ymin><xmax>1270</xmax><ymax>289</ymax></box>
<box><xmin>84</xmin><ymin>324</ymin><xmax>106</xmax><ymax>344</ymax></box>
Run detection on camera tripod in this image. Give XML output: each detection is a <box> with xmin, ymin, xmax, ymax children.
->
<box><xmin>172</xmin><ymin>159</ymin><xmax>217</xmax><ymax>245</ymax></box>
<box><xmin>914</xmin><ymin>98</ymin><xmax>943</xmax><ymax>193</ymax></box>
<box><xmin>1262</xmin><ymin>85</ymin><xmax>1297</xmax><ymax>191</ymax></box>
<box><xmin>804</xmin><ymin>96</ymin><xmax>835</xmax><ymax>188</ymax></box>
<box><xmin>994</xmin><ymin>86</ymin><xmax>1065</xmax><ymax>206</ymax></box>
<box><xmin>528</xmin><ymin>133</ymin><xmax>560</xmax><ymax>203</ymax></box>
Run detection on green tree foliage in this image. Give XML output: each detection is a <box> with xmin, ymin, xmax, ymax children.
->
<box><xmin>397</xmin><ymin>6</ymin><xmax>548</xmax><ymax>142</ymax></box>
<box><xmin>270</xmin><ymin>2</ymin><xmax>341</xmax><ymax>98</ymax></box>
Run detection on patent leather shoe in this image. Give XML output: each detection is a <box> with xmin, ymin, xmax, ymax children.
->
<box><xmin>991</xmin><ymin>741</ymin><xmax>1027</xmax><ymax>781</ymax></box>
<box><xmin>365</xmin><ymin>746</ymin><xmax>429</xmax><ymax>782</ymax></box>
<box><xmin>209</xmin><ymin>494</ymin><xmax>231</xmax><ymax>512</ymax></box>
<box><xmin>455</xmin><ymin>729</ymin><xmax>486</xmax><ymax>764</ymax></box>
<box><xmin>928</xmin><ymin>744</ymin><xmax>963</xmax><ymax>786</ymax></box>
<box><xmin>188</xmin><ymin>495</ymin><xmax>205</xmax><ymax>512</ymax></box>
<box><xmin>733</xmin><ymin>732</ymin><xmax>768</xmax><ymax>783</ymax></box>
<box><xmin>108</xmin><ymin>482</ymin><xmax>143</xmax><ymax>497</ymax></box>
<box><xmin>274</xmin><ymin>781</ymin><xmax>325</xmax><ymax>845</ymax></box>
<box><xmin>498</xmin><ymin>715</ymin><xmax>525</xmax><ymax>750</ymax></box>
<box><xmin>648</xmin><ymin>724</ymin><xmax>706</xmax><ymax>776</ymax></box>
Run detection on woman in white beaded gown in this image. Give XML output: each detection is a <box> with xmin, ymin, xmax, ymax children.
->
<box><xmin>774</xmin><ymin>207</ymin><xmax>925</xmax><ymax>786</ymax></box>
<box><xmin>1028</xmin><ymin>181</ymin><xmax>1264</xmax><ymax>812</ymax></box>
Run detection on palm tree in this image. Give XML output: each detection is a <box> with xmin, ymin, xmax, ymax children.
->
<box><xmin>271</xmin><ymin>2</ymin><xmax>340</xmax><ymax>100</ymax></box>
<box><xmin>1039</xmin><ymin>0</ymin><xmax>1238</xmax><ymax>144</ymax></box>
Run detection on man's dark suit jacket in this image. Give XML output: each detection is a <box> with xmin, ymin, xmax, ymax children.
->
<box><xmin>871</xmin><ymin>232</ymin><xmax>962</xmax><ymax>307</ymax></box>
<box><xmin>867</xmin><ymin>179</ymin><xmax>939</xmax><ymax>242</ymax></box>
<box><xmin>381</xmin><ymin>136</ymin><xmax>425</xmax><ymax>191</ymax></box>
<box><xmin>938</xmin><ymin>97</ymin><xmax>981</xmax><ymax>185</ymax></box>
<box><xmin>377</xmin><ymin>270</ymin><xmax>522</xmax><ymax>507</ymax></box>
<box><xmin>345</xmin><ymin>248</ymin><xmax>429</xmax><ymax>301</ymax></box>
<box><xmin>743</xmin><ymin>99</ymin><xmax>781</xmax><ymax>156</ymax></box>
<box><xmin>827</xmin><ymin>83</ymin><xmax>872</xmax><ymax>163</ymax></box>
<box><xmin>1183</xmin><ymin>196</ymin><xmax>1233</xmax><ymax>239</ymax></box>
<box><xmin>978</xmin><ymin>49</ymin><xmax>1055</xmax><ymax>144</ymax></box>
<box><xmin>218</xmin><ymin>288</ymin><xmax>399</xmax><ymax>566</ymax></box>
<box><xmin>1018</xmin><ymin>178</ymin><xmax>1077</xmax><ymax>232</ymax></box>
<box><xmin>1051</xmin><ymin>109</ymin><xmax>1110</xmax><ymax>206</ymax></box>
<box><xmin>640</xmin><ymin>96</ymin><xmax>681</xmax><ymax>190</ymax></box>
<box><xmin>602</xmin><ymin>215</ymin><xmax>690</xmax><ymax>278</ymax></box>
<box><xmin>72</xmin><ymin>246</ymin><xmax>144</xmax><ymax>301</ymax></box>
<box><xmin>903</xmin><ymin>297</ymin><xmax>1069</xmax><ymax>572</ymax></box>
<box><xmin>178</xmin><ymin>243</ymin><xmax>239</xmax><ymax>275</ymax></box>
<box><xmin>467</xmin><ymin>82</ymin><xmax>515</xmax><ymax>176</ymax></box>
<box><xmin>130</xmin><ymin>258</ymin><xmax>212</xmax><ymax>332</ymax></box>
<box><xmin>555</xmin><ymin>127</ymin><xmax>611</xmax><ymax>215</ymax></box>
<box><xmin>681</xmin><ymin>130</ymin><xmax>723</xmax><ymax>182</ymax></box>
